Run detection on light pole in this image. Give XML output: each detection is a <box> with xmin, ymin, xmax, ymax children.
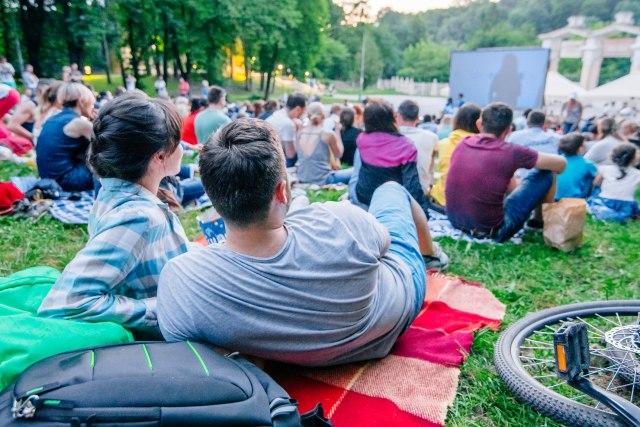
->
<box><xmin>344</xmin><ymin>1</ymin><xmax>371</xmax><ymax>102</ymax></box>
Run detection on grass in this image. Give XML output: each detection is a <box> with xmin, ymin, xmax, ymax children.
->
<box><xmin>1</xmin><ymin>162</ymin><xmax>639</xmax><ymax>425</ymax></box>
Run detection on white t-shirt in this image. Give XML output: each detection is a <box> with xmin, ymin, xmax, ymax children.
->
<box><xmin>399</xmin><ymin>125</ymin><xmax>439</xmax><ymax>192</ymax></box>
<box><xmin>266</xmin><ymin>108</ymin><xmax>295</xmax><ymax>143</ymax></box>
<box><xmin>599</xmin><ymin>165</ymin><xmax>640</xmax><ymax>201</ymax></box>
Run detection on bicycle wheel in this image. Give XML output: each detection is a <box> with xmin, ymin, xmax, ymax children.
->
<box><xmin>494</xmin><ymin>300</ymin><xmax>640</xmax><ymax>427</ymax></box>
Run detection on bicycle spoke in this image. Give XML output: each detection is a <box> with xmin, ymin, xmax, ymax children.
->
<box><xmin>594</xmin><ymin>313</ymin><xmax>621</xmax><ymax>327</ymax></box>
<box><xmin>575</xmin><ymin>317</ymin><xmax>607</xmax><ymax>337</ymax></box>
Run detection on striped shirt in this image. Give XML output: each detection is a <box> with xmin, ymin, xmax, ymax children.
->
<box><xmin>38</xmin><ymin>178</ymin><xmax>189</xmax><ymax>331</ymax></box>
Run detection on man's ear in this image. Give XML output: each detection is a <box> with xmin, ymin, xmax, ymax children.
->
<box><xmin>274</xmin><ymin>179</ymin><xmax>288</xmax><ymax>205</ymax></box>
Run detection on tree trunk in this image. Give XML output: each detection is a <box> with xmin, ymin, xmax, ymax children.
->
<box><xmin>126</xmin><ymin>17</ymin><xmax>141</xmax><ymax>84</ymax></box>
<box><xmin>118</xmin><ymin>56</ymin><xmax>126</xmax><ymax>85</ymax></box>
<box><xmin>0</xmin><ymin>1</ymin><xmax>13</xmax><ymax>61</ymax></box>
<box><xmin>162</xmin><ymin>12</ymin><xmax>169</xmax><ymax>80</ymax></box>
<box><xmin>259</xmin><ymin>72</ymin><xmax>264</xmax><ymax>91</ymax></box>
<box><xmin>185</xmin><ymin>52</ymin><xmax>192</xmax><ymax>81</ymax></box>
<box><xmin>102</xmin><ymin>34</ymin><xmax>112</xmax><ymax>84</ymax></box>
<box><xmin>264</xmin><ymin>71</ymin><xmax>273</xmax><ymax>100</ymax></box>
<box><xmin>244</xmin><ymin>56</ymin><xmax>251</xmax><ymax>91</ymax></box>
<box><xmin>18</xmin><ymin>0</ymin><xmax>46</xmax><ymax>74</ymax></box>
<box><xmin>171</xmin><ymin>34</ymin><xmax>185</xmax><ymax>78</ymax></box>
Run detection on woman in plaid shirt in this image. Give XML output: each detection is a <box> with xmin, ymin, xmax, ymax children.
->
<box><xmin>38</xmin><ymin>93</ymin><xmax>189</xmax><ymax>334</ymax></box>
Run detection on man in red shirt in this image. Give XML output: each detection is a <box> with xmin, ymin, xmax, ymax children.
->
<box><xmin>445</xmin><ymin>102</ymin><xmax>566</xmax><ymax>242</ymax></box>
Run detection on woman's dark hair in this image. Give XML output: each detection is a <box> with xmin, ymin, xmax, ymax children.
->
<box><xmin>340</xmin><ymin>108</ymin><xmax>355</xmax><ymax>129</ymax></box>
<box><xmin>453</xmin><ymin>103</ymin><xmax>481</xmax><ymax>133</ymax></box>
<box><xmin>598</xmin><ymin>117</ymin><xmax>618</xmax><ymax>139</ymax></box>
<box><xmin>89</xmin><ymin>92</ymin><xmax>182</xmax><ymax>182</ymax></box>
<box><xmin>190</xmin><ymin>97</ymin><xmax>208</xmax><ymax>113</ymax></box>
<box><xmin>558</xmin><ymin>133</ymin><xmax>585</xmax><ymax>156</ymax></box>
<box><xmin>363</xmin><ymin>101</ymin><xmax>399</xmax><ymax>135</ymax></box>
<box><xmin>610</xmin><ymin>143</ymin><xmax>637</xmax><ymax>180</ymax></box>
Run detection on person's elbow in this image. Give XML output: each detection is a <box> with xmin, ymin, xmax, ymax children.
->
<box><xmin>536</xmin><ymin>154</ymin><xmax>567</xmax><ymax>173</ymax></box>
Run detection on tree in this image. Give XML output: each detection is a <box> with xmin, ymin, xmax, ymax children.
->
<box><xmin>398</xmin><ymin>40</ymin><xmax>452</xmax><ymax>82</ymax></box>
<box><xmin>314</xmin><ymin>36</ymin><xmax>350</xmax><ymax>80</ymax></box>
<box><xmin>465</xmin><ymin>23</ymin><xmax>537</xmax><ymax>50</ymax></box>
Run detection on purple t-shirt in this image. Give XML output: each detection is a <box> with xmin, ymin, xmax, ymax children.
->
<box><xmin>445</xmin><ymin>134</ymin><xmax>538</xmax><ymax>233</ymax></box>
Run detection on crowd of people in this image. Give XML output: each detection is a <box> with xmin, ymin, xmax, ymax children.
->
<box><xmin>1</xmin><ymin>61</ymin><xmax>639</xmax><ymax>368</ymax></box>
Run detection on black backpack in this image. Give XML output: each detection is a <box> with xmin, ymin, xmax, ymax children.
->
<box><xmin>0</xmin><ymin>341</ymin><xmax>331</xmax><ymax>426</ymax></box>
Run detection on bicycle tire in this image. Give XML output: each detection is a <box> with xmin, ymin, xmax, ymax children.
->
<box><xmin>494</xmin><ymin>300</ymin><xmax>640</xmax><ymax>427</ymax></box>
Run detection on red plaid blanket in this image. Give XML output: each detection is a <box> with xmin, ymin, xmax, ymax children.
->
<box><xmin>270</xmin><ymin>271</ymin><xmax>506</xmax><ymax>426</ymax></box>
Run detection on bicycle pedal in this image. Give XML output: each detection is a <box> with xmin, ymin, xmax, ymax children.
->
<box><xmin>553</xmin><ymin>322</ymin><xmax>590</xmax><ymax>382</ymax></box>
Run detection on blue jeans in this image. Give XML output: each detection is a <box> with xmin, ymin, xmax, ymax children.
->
<box><xmin>368</xmin><ymin>182</ymin><xmax>426</xmax><ymax>317</ymax></box>
<box><xmin>180</xmin><ymin>178</ymin><xmax>205</xmax><ymax>207</ymax></box>
<box><xmin>494</xmin><ymin>169</ymin><xmax>553</xmax><ymax>242</ymax></box>
<box><xmin>324</xmin><ymin>168</ymin><xmax>353</xmax><ymax>185</ymax></box>
<box><xmin>563</xmin><ymin>121</ymin><xmax>577</xmax><ymax>134</ymax></box>
<box><xmin>57</xmin><ymin>164</ymin><xmax>94</xmax><ymax>192</ymax></box>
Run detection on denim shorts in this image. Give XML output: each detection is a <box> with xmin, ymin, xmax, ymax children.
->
<box><xmin>368</xmin><ymin>182</ymin><xmax>426</xmax><ymax>316</ymax></box>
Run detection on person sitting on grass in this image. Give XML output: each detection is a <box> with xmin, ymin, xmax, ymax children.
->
<box><xmin>555</xmin><ymin>133</ymin><xmax>597</xmax><ymax>200</ymax></box>
<box><xmin>430</xmin><ymin>103</ymin><xmax>481</xmax><ymax>208</ymax></box>
<box><xmin>445</xmin><ymin>102</ymin><xmax>566</xmax><ymax>242</ymax></box>
<box><xmin>156</xmin><ymin>119</ymin><xmax>449</xmax><ymax>367</ymax></box>
<box><xmin>295</xmin><ymin>102</ymin><xmax>351</xmax><ymax>185</ymax></box>
<box><xmin>38</xmin><ymin>93</ymin><xmax>189</xmax><ymax>334</ymax></box>
<box><xmin>589</xmin><ymin>143</ymin><xmax>640</xmax><ymax>223</ymax></box>
<box><xmin>36</xmin><ymin>82</ymin><xmax>96</xmax><ymax>191</ymax></box>
<box><xmin>355</xmin><ymin>100</ymin><xmax>432</xmax><ymax>216</ymax></box>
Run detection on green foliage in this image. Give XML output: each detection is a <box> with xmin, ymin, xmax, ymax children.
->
<box><xmin>354</xmin><ymin>28</ymin><xmax>384</xmax><ymax>87</ymax></box>
<box><xmin>398</xmin><ymin>40</ymin><xmax>452</xmax><ymax>82</ymax></box>
<box><xmin>465</xmin><ymin>23</ymin><xmax>538</xmax><ymax>50</ymax></box>
<box><xmin>599</xmin><ymin>57</ymin><xmax>631</xmax><ymax>85</ymax></box>
<box><xmin>314</xmin><ymin>36</ymin><xmax>351</xmax><ymax>80</ymax></box>
<box><xmin>558</xmin><ymin>58</ymin><xmax>582</xmax><ymax>82</ymax></box>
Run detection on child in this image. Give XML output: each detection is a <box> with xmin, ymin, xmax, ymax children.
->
<box><xmin>588</xmin><ymin>143</ymin><xmax>640</xmax><ymax>222</ymax></box>
<box><xmin>555</xmin><ymin>133</ymin><xmax>597</xmax><ymax>200</ymax></box>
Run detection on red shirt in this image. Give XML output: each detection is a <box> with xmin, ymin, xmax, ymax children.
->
<box><xmin>445</xmin><ymin>134</ymin><xmax>538</xmax><ymax>233</ymax></box>
<box><xmin>180</xmin><ymin>112</ymin><xmax>198</xmax><ymax>145</ymax></box>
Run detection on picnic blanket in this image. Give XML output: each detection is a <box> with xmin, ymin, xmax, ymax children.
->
<box><xmin>269</xmin><ymin>271</ymin><xmax>506</xmax><ymax>426</ymax></box>
<box><xmin>0</xmin><ymin>267</ymin><xmax>133</xmax><ymax>391</ymax></box>
<box><xmin>426</xmin><ymin>209</ymin><xmax>524</xmax><ymax>244</ymax></box>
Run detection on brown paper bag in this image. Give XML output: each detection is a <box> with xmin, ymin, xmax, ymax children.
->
<box><xmin>542</xmin><ymin>198</ymin><xmax>587</xmax><ymax>252</ymax></box>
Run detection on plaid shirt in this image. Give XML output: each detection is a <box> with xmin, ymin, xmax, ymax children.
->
<box><xmin>38</xmin><ymin>178</ymin><xmax>189</xmax><ymax>331</ymax></box>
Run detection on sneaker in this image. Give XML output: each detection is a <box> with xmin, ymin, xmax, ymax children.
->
<box><xmin>423</xmin><ymin>242</ymin><xmax>449</xmax><ymax>270</ymax></box>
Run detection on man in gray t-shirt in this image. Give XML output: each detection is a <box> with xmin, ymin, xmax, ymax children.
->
<box><xmin>157</xmin><ymin>119</ymin><xmax>449</xmax><ymax>367</ymax></box>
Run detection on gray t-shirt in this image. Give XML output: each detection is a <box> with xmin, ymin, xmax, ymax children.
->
<box><xmin>585</xmin><ymin>136</ymin><xmax>620</xmax><ymax>165</ymax></box>
<box><xmin>157</xmin><ymin>201</ymin><xmax>416</xmax><ymax>366</ymax></box>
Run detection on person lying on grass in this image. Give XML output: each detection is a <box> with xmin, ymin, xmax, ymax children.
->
<box><xmin>157</xmin><ymin>118</ymin><xmax>449</xmax><ymax>366</ymax></box>
<box><xmin>38</xmin><ymin>92</ymin><xmax>189</xmax><ymax>334</ymax></box>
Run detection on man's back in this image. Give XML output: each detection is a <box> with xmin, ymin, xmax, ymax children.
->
<box><xmin>445</xmin><ymin>134</ymin><xmax>538</xmax><ymax>233</ymax></box>
<box><xmin>157</xmin><ymin>201</ymin><xmax>416</xmax><ymax>366</ymax></box>
<box><xmin>507</xmin><ymin>127</ymin><xmax>559</xmax><ymax>155</ymax></box>
<box><xmin>266</xmin><ymin>108</ymin><xmax>294</xmax><ymax>143</ymax></box>
<box><xmin>194</xmin><ymin>108</ymin><xmax>231</xmax><ymax>144</ymax></box>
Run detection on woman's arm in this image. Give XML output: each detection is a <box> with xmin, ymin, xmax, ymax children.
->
<box><xmin>63</xmin><ymin>117</ymin><xmax>94</xmax><ymax>140</ymax></box>
<box><xmin>7</xmin><ymin>102</ymin><xmax>35</xmax><ymax>141</ymax></box>
<box><xmin>38</xmin><ymin>214</ymin><xmax>158</xmax><ymax>331</ymax></box>
<box><xmin>325</xmin><ymin>130</ymin><xmax>344</xmax><ymax>159</ymax></box>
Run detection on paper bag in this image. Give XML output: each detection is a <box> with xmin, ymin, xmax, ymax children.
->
<box><xmin>542</xmin><ymin>198</ymin><xmax>587</xmax><ymax>252</ymax></box>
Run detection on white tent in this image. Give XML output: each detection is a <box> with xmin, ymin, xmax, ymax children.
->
<box><xmin>584</xmin><ymin>73</ymin><xmax>640</xmax><ymax>100</ymax></box>
<box><xmin>544</xmin><ymin>71</ymin><xmax>587</xmax><ymax>99</ymax></box>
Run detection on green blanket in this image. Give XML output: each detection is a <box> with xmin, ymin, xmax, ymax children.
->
<box><xmin>0</xmin><ymin>267</ymin><xmax>133</xmax><ymax>391</ymax></box>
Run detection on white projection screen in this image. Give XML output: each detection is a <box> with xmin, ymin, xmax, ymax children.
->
<box><xmin>449</xmin><ymin>48</ymin><xmax>550</xmax><ymax>110</ymax></box>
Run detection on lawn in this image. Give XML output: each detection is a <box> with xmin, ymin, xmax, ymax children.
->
<box><xmin>1</xmin><ymin>160</ymin><xmax>639</xmax><ymax>426</ymax></box>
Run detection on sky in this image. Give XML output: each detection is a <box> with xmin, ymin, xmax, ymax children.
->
<box><xmin>368</xmin><ymin>0</ymin><xmax>457</xmax><ymax>15</ymax></box>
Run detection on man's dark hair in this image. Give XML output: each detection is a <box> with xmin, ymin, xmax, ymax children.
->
<box><xmin>190</xmin><ymin>97</ymin><xmax>208</xmax><ymax>113</ymax></box>
<box><xmin>264</xmin><ymin>100</ymin><xmax>277</xmax><ymax>113</ymax></box>
<box><xmin>453</xmin><ymin>103</ymin><xmax>481</xmax><ymax>133</ymax></box>
<box><xmin>398</xmin><ymin>100</ymin><xmax>420</xmax><ymax>122</ymax></box>
<box><xmin>207</xmin><ymin>85</ymin><xmax>225</xmax><ymax>104</ymax></box>
<box><xmin>89</xmin><ymin>92</ymin><xmax>182</xmax><ymax>182</ymax></box>
<box><xmin>422</xmin><ymin>115</ymin><xmax>432</xmax><ymax>123</ymax></box>
<box><xmin>363</xmin><ymin>100</ymin><xmax>399</xmax><ymax>135</ymax></box>
<box><xmin>199</xmin><ymin>119</ymin><xmax>285</xmax><ymax>226</ymax></box>
<box><xmin>339</xmin><ymin>108</ymin><xmax>355</xmax><ymax>129</ymax></box>
<box><xmin>286</xmin><ymin>92</ymin><xmax>306</xmax><ymax>110</ymax></box>
<box><xmin>527</xmin><ymin>110</ymin><xmax>546</xmax><ymax>128</ymax></box>
<box><xmin>481</xmin><ymin>102</ymin><xmax>513</xmax><ymax>137</ymax></box>
<box><xmin>558</xmin><ymin>133</ymin><xmax>585</xmax><ymax>156</ymax></box>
